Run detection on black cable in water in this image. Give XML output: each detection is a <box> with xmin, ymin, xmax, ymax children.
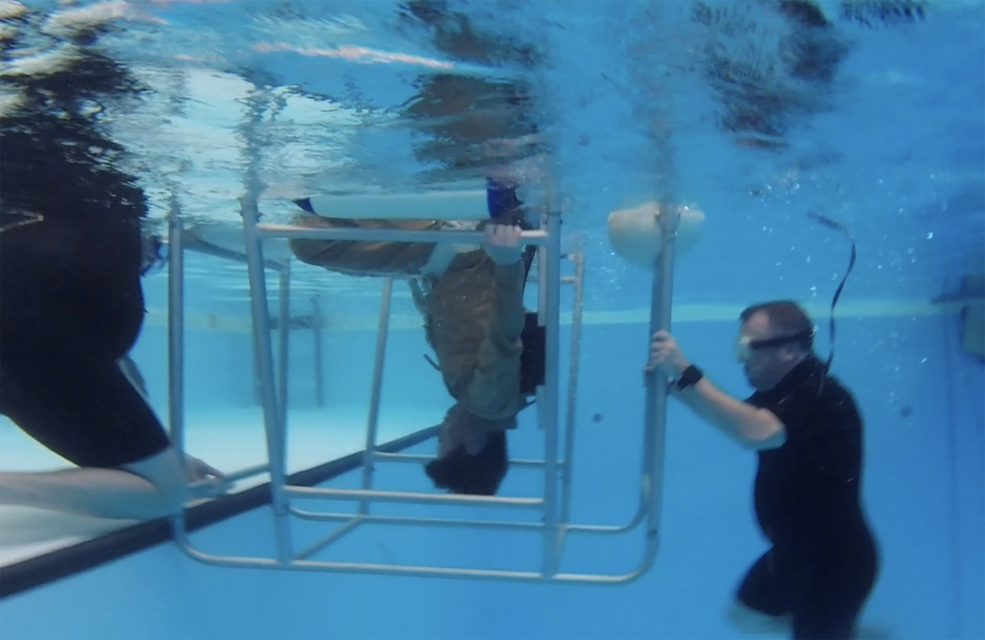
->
<box><xmin>807</xmin><ymin>211</ymin><xmax>857</xmax><ymax>373</ymax></box>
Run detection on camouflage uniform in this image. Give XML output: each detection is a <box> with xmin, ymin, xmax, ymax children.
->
<box><xmin>289</xmin><ymin>214</ymin><xmax>526</xmax><ymax>425</ymax></box>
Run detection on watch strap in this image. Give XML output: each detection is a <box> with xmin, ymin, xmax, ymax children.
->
<box><xmin>675</xmin><ymin>364</ymin><xmax>703</xmax><ymax>391</ymax></box>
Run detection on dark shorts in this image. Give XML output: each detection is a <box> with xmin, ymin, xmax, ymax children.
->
<box><xmin>736</xmin><ymin>543</ymin><xmax>879</xmax><ymax>640</ymax></box>
<box><xmin>0</xmin><ymin>217</ymin><xmax>171</xmax><ymax>468</ymax></box>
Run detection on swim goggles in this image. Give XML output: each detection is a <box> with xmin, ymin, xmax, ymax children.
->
<box><xmin>734</xmin><ymin>328</ymin><xmax>817</xmax><ymax>363</ymax></box>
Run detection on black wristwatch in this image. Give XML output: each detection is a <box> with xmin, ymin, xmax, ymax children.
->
<box><xmin>675</xmin><ymin>364</ymin><xmax>703</xmax><ymax>391</ymax></box>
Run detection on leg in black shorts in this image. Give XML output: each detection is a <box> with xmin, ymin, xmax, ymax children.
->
<box><xmin>0</xmin><ymin>216</ymin><xmax>171</xmax><ymax>467</ymax></box>
<box><xmin>736</xmin><ymin>544</ymin><xmax>879</xmax><ymax>640</ymax></box>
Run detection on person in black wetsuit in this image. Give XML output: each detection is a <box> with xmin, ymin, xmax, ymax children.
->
<box><xmin>0</xmin><ymin>14</ymin><xmax>225</xmax><ymax>520</ymax></box>
<box><xmin>645</xmin><ymin>300</ymin><xmax>880</xmax><ymax>640</ymax></box>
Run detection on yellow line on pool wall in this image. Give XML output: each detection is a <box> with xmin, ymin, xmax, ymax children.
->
<box><xmin>583</xmin><ymin>299</ymin><xmax>966</xmax><ymax>325</ymax></box>
<box><xmin>142</xmin><ymin>300</ymin><xmax>965</xmax><ymax>334</ymax></box>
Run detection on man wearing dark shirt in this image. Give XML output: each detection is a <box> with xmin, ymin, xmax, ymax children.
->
<box><xmin>646</xmin><ymin>300</ymin><xmax>879</xmax><ymax>640</ymax></box>
<box><xmin>0</xmin><ymin>22</ymin><xmax>226</xmax><ymax>520</ymax></box>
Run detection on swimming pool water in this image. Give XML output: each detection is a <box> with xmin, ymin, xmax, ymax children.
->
<box><xmin>0</xmin><ymin>1</ymin><xmax>983</xmax><ymax>638</ymax></box>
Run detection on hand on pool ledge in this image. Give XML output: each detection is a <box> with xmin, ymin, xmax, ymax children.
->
<box><xmin>185</xmin><ymin>455</ymin><xmax>232</xmax><ymax>500</ymax></box>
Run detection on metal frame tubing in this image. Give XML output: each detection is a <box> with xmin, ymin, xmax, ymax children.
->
<box><xmin>258</xmin><ymin>222</ymin><xmax>547</xmax><ymax>246</ymax></box>
<box><xmin>166</xmin><ymin>194</ymin><xmax>186</xmax><ymax>455</ymax></box>
<box><xmin>278</xmin><ymin>263</ymin><xmax>291</xmax><ymax>434</ymax></box>
<box><xmin>181</xmin><ymin>234</ymin><xmax>285</xmax><ymax>272</ymax></box>
<box><xmin>539</xmin><ymin>180</ymin><xmax>562</xmax><ymax>577</ymax></box>
<box><xmin>312</xmin><ymin>295</ymin><xmax>325</xmax><ymax>407</ymax></box>
<box><xmin>167</xmin><ymin>201</ymin><xmax>278</xmax><ymax>517</ymax></box>
<box><xmin>172</xmin><ymin>185</ymin><xmax>678</xmax><ymax>586</ymax></box>
<box><xmin>553</xmin><ymin>250</ymin><xmax>649</xmax><ymax>538</ymax></box>
<box><xmin>179</xmin><ymin>544</ymin><xmax>658</xmax><ymax>585</ymax></box>
<box><xmin>241</xmin><ymin>195</ymin><xmax>293</xmax><ymax>564</ymax></box>
<box><xmin>556</xmin><ymin>251</ymin><xmax>585</xmax><ymax>557</ymax></box>
<box><xmin>166</xmin><ymin>194</ymin><xmax>189</xmax><ymax>538</ymax></box>
<box><xmin>360</xmin><ymin>279</ymin><xmax>394</xmax><ymax>515</ymax></box>
<box><xmin>537</xmin><ymin>194</ymin><xmax>550</xmax><ymax>329</ymax></box>
<box><xmin>369</xmin><ymin>452</ymin><xmax>563</xmax><ymax>468</ymax></box>
<box><xmin>639</xmin><ymin>204</ymin><xmax>679</xmax><ymax>573</ymax></box>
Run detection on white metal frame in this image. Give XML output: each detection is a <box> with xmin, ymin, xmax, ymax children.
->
<box><xmin>166</xmin><ymin>181</ymin><xmax>680</xmax><ymax>585</ymax></box>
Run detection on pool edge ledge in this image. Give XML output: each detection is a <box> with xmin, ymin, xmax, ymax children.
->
<box><xmin>0</xmin><ymin>426</ymin><xmax>437</xmax><ymax>600</ymax></box>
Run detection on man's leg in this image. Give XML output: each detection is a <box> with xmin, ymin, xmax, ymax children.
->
<box><xmin>730</xmin><ymin>551</ymin><xmax>795</xmax><ymax>636</ymax></box>
<box><xmin>791</xmin><ymin>550</ymin><xmax>882</xmax><ymax>640</ymax></box>
<box><xmin>0</xmin><ymin>348</ymin><xmax>223</xmax><ymax>520</ymax></box>
<box><xmin>0</xmin><ymin>446</ymin><xmax>226</xmax><ymax>521</ymax></box>
<box><xmin>728</xmin><ymin>600</ymin><xmax>792</xmax><ymax>636</ymax></box>
<box><xmin>0</xmin><ymin>215</ymin><xmax>224</xmax><ymax>521</ymax></box>
<box><xmin>0</xmin><ymin>448</ymin><xmax>186</xmax><ymax>521</ymax></box>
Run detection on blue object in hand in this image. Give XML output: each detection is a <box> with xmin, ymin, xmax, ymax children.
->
<box><xmin>294</xmin><ymin>197</ymin><xmax>315</xmax><ymax>214</ymax></box>
<box><xmin>486</xmin><ymin>178</ymin><xmax>522</xmax><ymax>220</ymax></box>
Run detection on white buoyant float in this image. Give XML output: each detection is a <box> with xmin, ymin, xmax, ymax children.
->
<box><xmin>606</xmin><ymin>201</ymin><xmax>705</xmax><ymax>268</ymax></box>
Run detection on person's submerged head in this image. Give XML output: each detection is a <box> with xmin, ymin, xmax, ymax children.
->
<box><xmin>736</xmin><ymin>300</ymin><xmax>815</xmax><ymax>391</ymax></box>
<box><xmin>425</xmin><ymin>404</ymin><xmax>511</xmax><ymax>496</ymax></box>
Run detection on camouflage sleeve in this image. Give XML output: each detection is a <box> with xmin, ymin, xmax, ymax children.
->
<box><xmin>287</xmin><ymin>213</ymin><xmax>442</xmax><ymax>277</ymax></box>
<box><xmin>459</xmin><ymin>259</ymin><xmax>526</xmax><ymax>422</ymax></box>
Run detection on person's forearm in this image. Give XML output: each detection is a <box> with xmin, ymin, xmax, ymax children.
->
<box><xmin>672</xmin><ymin>377</ymin><xmax>785</xmax><ymax>450</ymax></box>
<box><xmin>287</xmin><ymin>215</ymin><xmax>440</xmax><ymax>276</ymax></box>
